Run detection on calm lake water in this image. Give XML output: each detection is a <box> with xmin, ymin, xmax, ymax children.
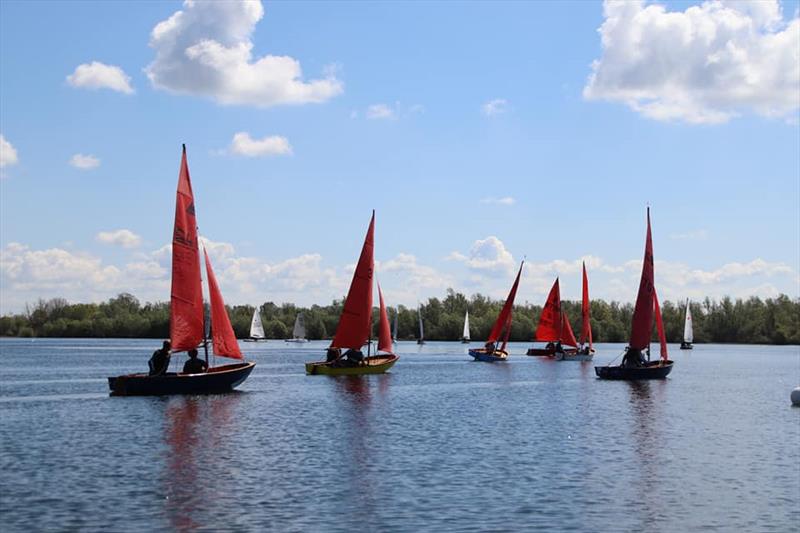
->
<box><xmin>0</xmin><ymin>338</ymin><xmax>798</xmax><ymax>532</ymax></box>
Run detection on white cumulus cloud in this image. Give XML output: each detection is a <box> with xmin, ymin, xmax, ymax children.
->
<box><xmin>584</xmin><ymin>0</ymin><xmax>800</xmax><ymax>123</ymax></box>
<box><xmin>146</xmin><ymin>0</ymin><xmax>342</xmax><ymax>107</ymax></box>
<box><xmin>66</xmin><ymin>61</ymin><xmax>134</xmax><ymax>94</ymax></box>
<box><xmin>69</xmin><ymin>154</ymin><xmax>100</xmax><ymax>170</ymax></box>
<box><xmin>366</xmin><ymin>103</ymin><xmax>396</xmax><ymax>120</ymax></box>
<box><xmin>448</xmin><ymin>236</ymin><xmax>517</xmax><ymax>275</ymax></box>
<box><xmin>0</xmin><ymin>135</ymin><xmax>18</xmax><ymax>168</ymax></box>
<box><xmin>482</xmin><ymin>98</ymin><xmax>508</xmax><ymax>116</ymax></box>
<box><xmin>480</xmin><ymin>196</ymin><xmax>515</xmax><ymax>206</ymax></box>
<box><xmin>229</xmin><ymin>132</ymin><xmax>292</xmax><ymax>157</ymax></box>
<box><xmin>96</xmin><ymin>229</ymin><xmax>142</xmax><ymax>249</ymax></box>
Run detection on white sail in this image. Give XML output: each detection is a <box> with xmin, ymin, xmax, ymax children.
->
<box><xmin>462</xmin><ymin>310</ymin><xmax>470</xmax><ymax>340</ymax></box>
<box><xmin>249</xmin><ymin>308</ymin><xmax>265</xmax><ymax>339</ymax></box>
<box><xmin>392</xmin><ymin>310</ymin><xmax>398</xmax><ymax>342</ymax></box>
<box><xmin>418</xmin><ymin>307</ymin><xmax>424</xmax><ymax>341</ymax></box>
<box><xmin>293</xmin><ymin>313</ymin><xmax>307</xmax><ymax>340</ymax></box>
<box><xmin>683</xmin><ymin>299</ymin><xmax>693</xmax><ymax>343</ymax></box>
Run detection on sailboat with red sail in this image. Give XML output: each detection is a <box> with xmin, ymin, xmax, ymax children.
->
<box><xmin>305</xmin><ymin>211</ymin><xmax>399</xmax><ymax>376</ymax></box>
<box><xmin>525</xmin><ymin>278</ymin><xmax>581</xmax><ymax>358</ymax></box>
<box><xmin>468</xmin><ymin>261</ymin><xmax>524</xmax><ymax>362</ymax></box>
<box><xmin>108</xmin><ymin>146</ymin><xmax>255</xmax><ymax>395</ymax></box>
<box><xmin>577</xmin><ymin>262</ymin><xmax>594</xmax><ymax>357</ymax></box>
<box><xmin>595</xmin><ymin>208</ymin><xmax>673</xmax><ymax>380</ymax></box>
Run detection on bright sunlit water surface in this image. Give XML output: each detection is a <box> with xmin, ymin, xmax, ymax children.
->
<box><xmin>1</xmin><ymin>339</ymin><xmax>798</xmax><ymax>532</ymax></box>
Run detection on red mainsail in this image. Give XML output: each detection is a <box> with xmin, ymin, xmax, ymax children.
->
<box><xmin>629</xmin><ymin>208</ymin><xmax>655</xmax><ymax>350</ymax></box>
<box><xmin>169</xmin><ymin>145</ymin><xmax>205</xmax><ymax>352</ymax></box>
<box><xmin>377</xmin><ymin>283</ymin><xmax>393</xmax><ymax>353</ymax></box>
<box><xmin>203</xmin><ymin>248</ymin><xmax>243</xmax><ymax>360</ymax></box>
<box><xmin>580</xmin><ymin>262</ymin><xmax>593</xmax><ymax>349</ymax></box>
<box><xmin>653</xmin><ymin>289</ymin><xmax>668</xmax><ymax>361</ymax></box>
<box><xmin>561</xmin><ymin>309</ymin><xmax>578</xmax><ymax>348</ymax></box>
<box><xmin>331</xmin><ymin>211</ymin><xmax>375</xmax><ymax>350</ymax></box>
<box><xmin>488</xmin><ymin>261</ymin><xmax>524</xmax><ymax>348</ymax></box>
<box><xmin>535</xmin><ymin>278</ymin><xmax>562</xmax><ymax>342</ymax></box>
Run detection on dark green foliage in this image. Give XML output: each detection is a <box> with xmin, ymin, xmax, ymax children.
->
<box><xmin>1</xmin><ymin>291</ymin><xmax>798</xmax><ymax>344</ymax></box>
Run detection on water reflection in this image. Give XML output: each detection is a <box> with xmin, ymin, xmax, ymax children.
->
<box><xmin>626</xmin><ymin>381</ymin><xmax>666</xmax><ymax>529</ymax></box>
<box><xmin>162</xmin><ymin>394</ymin><xmax>241</xmax><ymax>533</ymax></box>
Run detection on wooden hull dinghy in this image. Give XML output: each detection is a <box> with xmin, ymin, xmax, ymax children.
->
<box><xmin>470</xmin><ymin>261</ymin><xmax>524</xmax><ymax>363</ymax></box>
<box><xmin>109</xmin><ymin>362</ymin><xmax>256</xmax><ymax>396</ymax></box>
<box><xmin>468</xmin><ymin>348</ymin><xmax>508</xmax><ymax>362</ymax></box>
<box><xmin>306</xmin><ymin>354</ymin><xmax>398</xmax><ymax>376</ymax></box>
<box><xmin>595</xmin><ymin>360</ymin><xmax>673</xmax><ymax>380</ymax></box>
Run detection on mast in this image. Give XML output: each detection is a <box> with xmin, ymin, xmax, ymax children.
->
<box><xmin>169</xmin><ymin>144</ymin><xmax>205</xmax><ymax>352</ymax></box>
<box><xmin>629</xmin><ymin>208</ymin><xmax>655</xmax><ymax>351</ymax></box>
<box><xmin>330</xmin><ymin>211</ymin><xmax>375</xmax><ymax>351</ymax></box>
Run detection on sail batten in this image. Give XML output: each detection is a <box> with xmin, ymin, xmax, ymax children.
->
<box><xmin>203</xmin><ymin>248</ymin><xmax>243</xmax><ymax>360</ymax></box>
<box><xmin>331</xmin><ymin>212</ymin><xmax>375</xmax><ymax>350</ymax></box>
<box><xmin>169</xmin><ymin>146</ymin><xmax>205</xmax><ymax>352</ymax></box>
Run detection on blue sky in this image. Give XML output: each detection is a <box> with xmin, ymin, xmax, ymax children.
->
<box><xmin>1</xmin><ymin>0</ymin><xmax>798</xmax><ymax>313</ymax></box>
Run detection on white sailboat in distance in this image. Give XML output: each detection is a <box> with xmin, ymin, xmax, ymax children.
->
<box><xmin>461</xmin><ymin>309</ymin><xmax>471</xmax><ymax>343</ymax></box>
<box><xmin>286</xmin><ymin>312</ymin><xmax>308</xmax><ymax>343</ymax></box>
<box><xmin>243</xmin><ymin>308</ymin><xmax>266</xmax><ymax>342</ymax></box>
<box><xmin>680</xmin><ymin>299</ymin><xmax>693</xmax><ymax>350</ymax></box>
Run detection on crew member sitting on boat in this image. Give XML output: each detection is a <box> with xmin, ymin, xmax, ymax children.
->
<box><xmin>484</xmin><ymin>341</ymin><xmax>497</xmax><ymax>353</ymax></box>
<box><xmin>326</xmin><ymin>347</ymin><xmax>342</xmax><ymax>363</ymax></box>
<box><xmin>343</xmin><ymin>348</ymin><xmax>364</xmax><ymax>366</ymax></box>
<box><xmin>545</xmin><ymin>342</ymin><xmax>555</xmax><ymax>351</ymax></box>
<box><xmin>148</xmin><ymin>340</ymin><xmax>171</xmax><ymax>376</ymax></box>
<box><xmin>621</xmin><ymin>347</ymin><xmax>646</xmax><ymax>368</ymax></box>
<box><xmin>182</xmin><ymin>348</ymin><xmax>207</xmax><ymax>374</ymax></box>
<box><xmin>554</xmin><ymin>341</ymin><xmax>563</xmax><ymax>353</ymax></box>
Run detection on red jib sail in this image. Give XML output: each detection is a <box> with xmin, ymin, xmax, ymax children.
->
<box><xmin>203</xmin><ymin>248</ymin><xmax>243</xmax><ymax>360</ymax></box>
<box><xmin>629</xmin><ymin>208</ymin><xmax>655</xmax><ymax>350</ymax></box>
<box><xmin>377</xmin><ymin>282</ymin><xmax>393</xmax><ymax>353</ymax></box>
<box><xmin>653</xmin><ymin>289</ymin><xmax>668</xmax><ymax>361</ymax></box>
<box><xmin>488</xmin><ymin>261</ymin><xmax>524</xmax><ymax>348</ymax></box>
<box><xmin>561</xmin><ymin>309</ymin><xmax>578</xmax><ymax>348</ymax></box>
<box><xmin>580</xmin><ymin>262</ymin><xmax>593</xmax><ymax>349</ymax></box>
<box><xmin>331</xmin><ymin>211</ymin><xmax>375</xmax><ymax>350</ymax></box>
<box><xmin>535</xmin><ymin>278</ymin><xmax>562</xmax><ymax>342</ymax></box>
<box><xmin>170</xmin><ymin>145</ymin><xmax>205</xmax><ymax>352</ymax></box>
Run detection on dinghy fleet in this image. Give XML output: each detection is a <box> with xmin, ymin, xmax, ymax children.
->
<box><xmin>108</xmin><ymin>146</ymin><xmax>679</xmax><ymax>395</ymax></box>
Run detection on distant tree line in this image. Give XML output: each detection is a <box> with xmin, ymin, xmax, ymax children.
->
<box><xmin>1</xmin><ymin>290</ymin><xmax>798</xmax><ymax>345</ymax></box>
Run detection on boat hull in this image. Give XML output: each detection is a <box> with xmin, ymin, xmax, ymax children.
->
<box><xmin>242</xmin><ymin>338</ymin><xmax>266</xmax><ymax>342</ymax></box>
<box><xmin>526</xmin><ymin>347</ymin><xmax>553</xmax><ymax>356</ymax></box>
<box><xmin>468</xmin><ymin>348</ymin><xmax>508</xmax><ymax>362</ymax></box>
<box><xmin>108</xmin><ymin>362</ymin><xmax>256</xmax><ymax>396</ymax></box>
<box><xmin>679</xmin><ymin>342</ymin><xmax>693</xmax><ymax>350</ymax></box>
<box><xmin>305</xmin><ymin>354</ymin><xmax>399</xmax><ymax>376</ymax></box>
<box><xmin>554</xmin><ymin>351</ymin><xmax>593</xmax><ymax>362</ymax></box>
<box><xmin>594</xmin><ymin>360</ymin><xmax>673</xmax><ymax>380</ymax></box>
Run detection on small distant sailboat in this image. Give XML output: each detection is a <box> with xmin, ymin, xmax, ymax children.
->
<box><xmin>392</xmin><ymin>309</ymin><xmax>398</xmax><ymax>343</ymax></box>
<box><xmin>243</xmin><ymin>307</ymin><xmax>266</xmax><ymax>342</ymax></box>
<box><xmin>595</xmin><ymin>208</ymin><xmax>674</xmax><ymax>380</ymax></box>
<box><xmin>526</xmin><ymin>278</ymin><xmax>581</xmax><ymax>359</ymax></box>
<box><xmin>680</xmin><ymin>299</ymin><xmax>693</xmax><ymax>349</ymax></box>
<box><xmin>577</xmin><ymin>262</ymin><xmax>594</xmax><ymax>358</ymax></box>
<box><xmin>286</xmin><ymin>313</ymin><xmax>308</xmax><ymax>343</ymax></box>
<box><xmin>108</xmin><ymin>145</ymin><xmax>255</xmax><ymax>395</ymax></box>
<box><xmin>305</xmin><ymin>212</ymin><xmax>399</xmax><ymax>375</ymax></box>
<box><xmin>461</xmin><ymin>309</ymin><xmax>471</xmax><ymax>344</ymax></box>
<box><xmin>469</xmin><ymin>261</ymin><xmax>523</xmax><ymax>362</ymax></box>
<box><xmin>417</xmin><ymin>306</ymin><xmax>425</xmax><ymax>345</ymax></box>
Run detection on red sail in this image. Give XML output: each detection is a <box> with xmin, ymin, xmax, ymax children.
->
<box><xmin>377</xmin><ymin>283</ymin><xmax>393</xmax><ymax>353</ymax></box>
<box><xmin>653</xmin><ymin>289</ymin><xmax>668</xmax><ymax>361</ymax></box>
<box><xmin>629</xmin><ymin>208</ymin><xmax>655</xmax><ymax>350</ymax></box>
<box><xmin>331</xmin><ymin>211</ymin><xmax>375</xmax><ymax>350</ymax></box>
<box><xmin>561</xmin><ymin>309</ymin><xmax>578</xmax><ymax>348</ymax></box>
<box><xmin>535</xmin><ymin>278</ymin><xmax>562</xmax><ymax>342</ymax></box>
<box><xmin>169</xmin><ymin>145</ymin><xmax>205</xmax><ymax>352</ymax></box>
<box><xmin>488</xmin><ymin>261</ymin><xmax>524</xmax><ymax>345</ymax></box>
<box><xmin>580</xmin><ymin>262</ymin><xmax>593</xmax><ymax>349</ymax></box>
<box><xmin>203</xmin><ymin>248</ymin><xmax>243</xmax><ymax>360</ymax></box>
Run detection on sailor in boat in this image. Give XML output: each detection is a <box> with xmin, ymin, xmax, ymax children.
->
<box><xmin>484</xmin><ymin>341</ymin><xmax>497</xmax><ymax>354</ymax></box>
<box><xmin>621</xmin><ymin>347</ymin><xmax>647</xmax><ymax>368</ymax></box>
<box><xmin>555</xmin><ymin>341</ymin><xmax>563</xmax><ymax>353</ymax></box>
<box><xmin>326</xmin><ymin>347</ymin><xmax>342</xmax><ymax>363</ymax></box>
<box><xmin>545</xmin><ymin>341</ymin><xmax>555</xmax><ymax>352</ymax></box>
<box><xmin>182</xmin><ymin>348</ymin><xmax>207</xmax><ymax>374</ymax></box>
<box><xmin>343</xmin><ymin>348</ymin><xmax>365</xmax><ymax>366</ymax></box>
<box><xmin>148</xmin><ymin>340</ymin><xmax>171</xmax><ymax>376</ymax></box>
